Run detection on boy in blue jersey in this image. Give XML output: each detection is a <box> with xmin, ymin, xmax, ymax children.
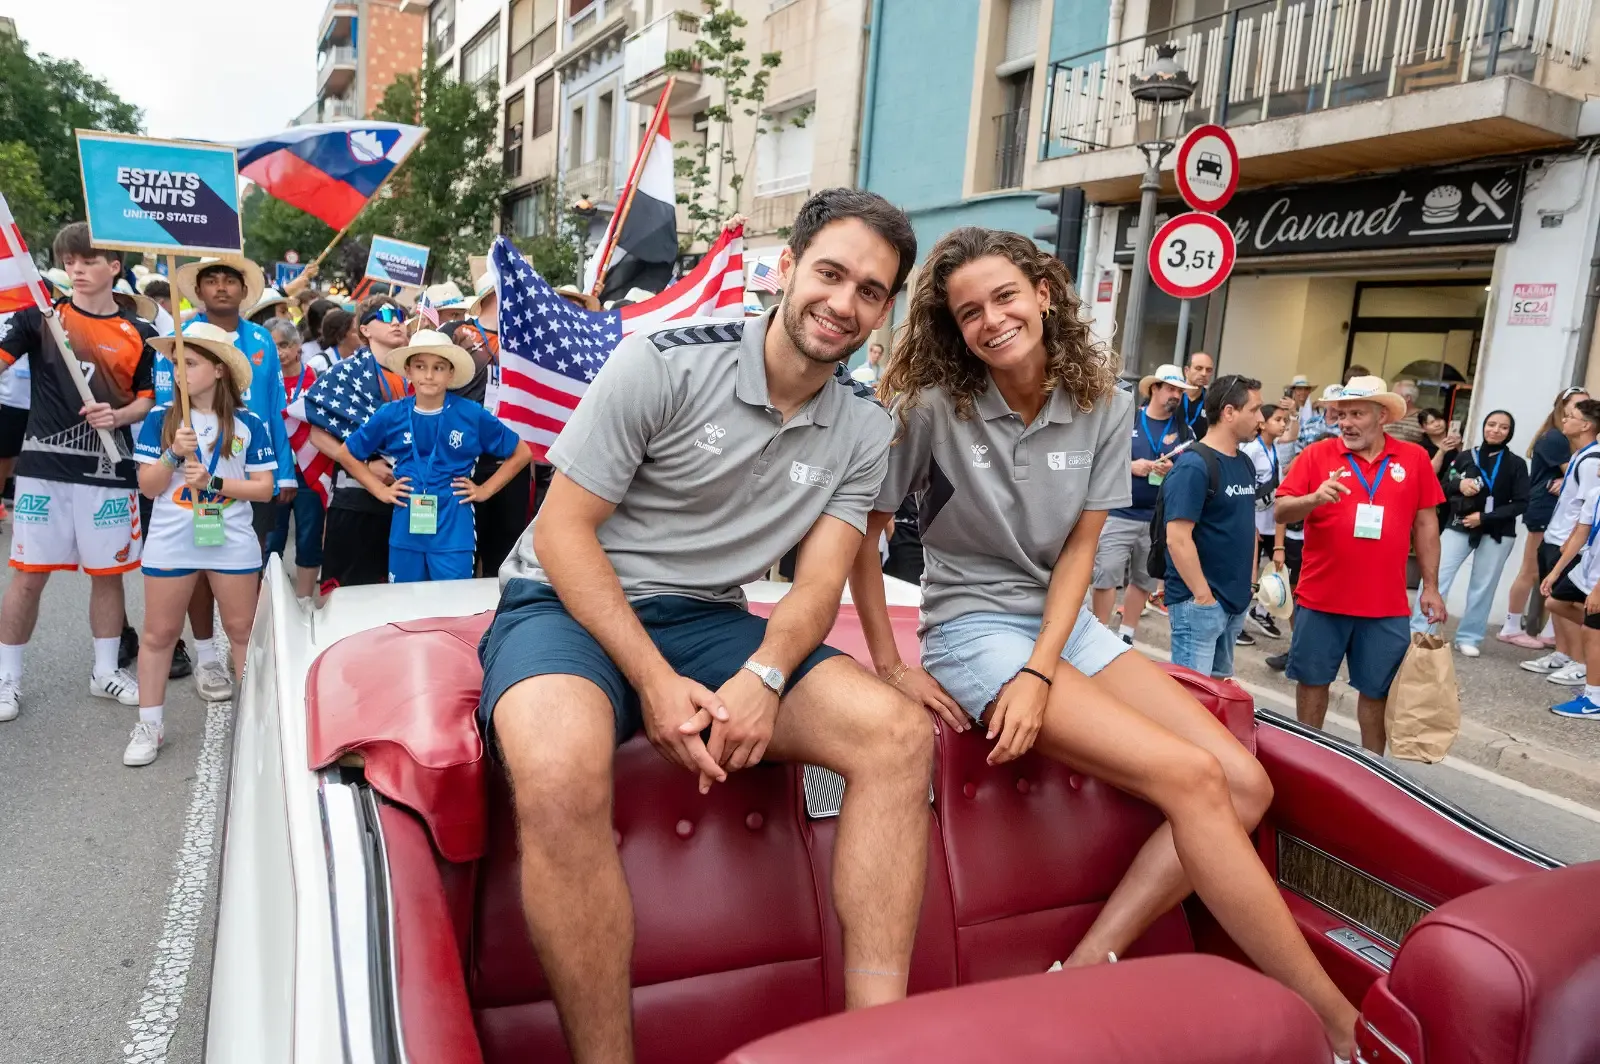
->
<box><xmin>331</xmin><ymin>330</ymin><xmax>531</xmax><ymax>582</ymax></box>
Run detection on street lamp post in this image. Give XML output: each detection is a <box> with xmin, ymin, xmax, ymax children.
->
<box><xmin>1119</xmin><ymin>43</ymin><xmax>1194</xmax><ymax>374</ymax></box>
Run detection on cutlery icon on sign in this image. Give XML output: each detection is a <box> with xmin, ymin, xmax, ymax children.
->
<box><xmin>1467</xmin><ymin>178</ymin><xmax>1513</xmax><ymax>222</ymax></box>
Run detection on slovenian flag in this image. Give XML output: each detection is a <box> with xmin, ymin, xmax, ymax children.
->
<box><xmin>229</xmin><ymin>121</ymin><xmax>426</xmax><ymax>230</ymax></box>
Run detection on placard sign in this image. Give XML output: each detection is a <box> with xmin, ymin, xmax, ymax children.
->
<box><xmin>1175</xmin><ymin>124</ymin><xmax>1238</xmax><ymax>213</ymax></box>
<box><xmin>275</xmin><ymin>261</ymin><xmax>307</xmax><ymax>289</ymax></box>
<box><xmin>76</xmin><ymin>131</ymin><xmax>242</xmax><ymax>254</ymax></box>
<box><xmin>1148</xmin><ymin>212</ymin><xmax>1236</xmax><ymax>300</ymax></box>
<box><xmin>364</xmin><ymin>235</ymin><xmax>430</xmax><ymax>288</ymax></box>
<box><xmin>1508</xmin><ymin>283</ymin><xmax>1556</xmax><ymax>326</ymax></box>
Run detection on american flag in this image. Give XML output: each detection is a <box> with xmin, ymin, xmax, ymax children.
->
<box><xmin>495</xmin><ymin>224</ymin><xmax>745</xmax><ymax>460</ymax></box>
<box><xmin>284</xmin><ymin>355</ymin><xmax>399</xmax><ymax>505</ymax></box>
<box><xmin>748</xmin><ymin>260</ymin><xmax>782</xmax><ymax>294</ymax></box>
<box><xmin>415</xmin><ymin>286</ymin><xmax>440</xmax><ymax>327</ymax></box>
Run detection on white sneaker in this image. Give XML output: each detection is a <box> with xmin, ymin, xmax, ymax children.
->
<box><xmin>0</xmin><ymin>677</ymin><xmax>18</xmax><ymax>722</ymax></box>
<box><xmin>1547</xmin><ymin>661</ymin><xmax>1588</xmax><ymax>687</ymax></box>
<box><xmin>1456</xmin><ymin>643</ymin><xmax>1481</xmax><ymax>658</ymax></box>
<box><xmin>1520</xmin><ymin>652</ymin><xmax>1571</xmax><ymax>674</ymax></box>
<box><xmin>193</xmin><ymin>660</ymin><xmax>233</xmax><ymax>702</ymax></box>
<box><xmin>123</xmin><ymin>720</ymin><xmax>163</xmax><ymax>766</ymax></box>
<box><xmin>90</xmin><ymin>668</ymin><xmax>140</xmax><ymax>706</ymax></box>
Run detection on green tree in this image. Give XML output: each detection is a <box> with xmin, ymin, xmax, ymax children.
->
<box><xmin>665</xmin><ymin>0</ymin><xmax>807</xmax><ymax>248</ymax></box>
<box><xmin>240</xmin><ymin>188</ymin><xmax>336</xmax><ymax>277</ymax></box>
<box><xmin>0</xmin><ymin>34</ymin><xmax>141</xmax><ymax>234</ymax></box>
<box><xmin>359</xmin><ymin>56</ymin><xmax>506</xmax><ymax>283</ymax></box>
<box><xmin>0</xmin><ymin>141</ymin><xmax>64</xmax><ymax>252</ymax></box>
<box><xmin>512</xmin><ymin>195</ymin><xmax>588</xmax><ymax>288</ymax></box>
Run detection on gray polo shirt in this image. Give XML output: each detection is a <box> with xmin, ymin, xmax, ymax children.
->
<box><xmin>500</xmin><ymin>309</ymin><xmax>893</xmax><ymax>604</ymax></box>
<box><xmin>876</xmin><ymin>378</ymin><xmax>1134</xmax><ymax>631</ymax></box>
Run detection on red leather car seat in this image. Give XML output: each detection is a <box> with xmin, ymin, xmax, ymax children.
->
<box><xmin>720</xmin><ymin>955</ymin><xmax>1332</xmax><ymax>1064</ymax></box>
<box><xmin>1357</xmin><ymin>861</ymin><xmax>1600</xmax><ymax>1064</ymax></box>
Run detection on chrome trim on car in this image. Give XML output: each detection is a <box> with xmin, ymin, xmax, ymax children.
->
<box><xmin>1255</xmin><ymin>710</ymin><xmax>1563</xmax><ymax>870</ymax></box>
<box><xmin>361</xmin><ymin>786</ymin><xmax>409</xmax><ymax>1064</ymax></box>
<box><xmin>1358</xmin><ymin>1017</ymin><xmax>1414</xmax><ymax>1064</ymax></box>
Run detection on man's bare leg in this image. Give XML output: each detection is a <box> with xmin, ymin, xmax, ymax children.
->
<box><xmin>1296</xmin><ymin>683</ymin><xmax>1330</xmax><ymax>729</ymax></box>
<box><xmin>495</xmin><ymin>675</ymin><xmax>632</xmax><ymax>1064</ymax></box>
<box><xmin>88</xmin><ymin>573</ymin><xmax>127</xmax><ymax>639</ymax></box>
<box><xmin>0</xmin><ymin>570</ymin><xmax>49</xmax><ymax>644</ymax></box>
<box><xmin>1091</xmin><ymin>586</ymin><xmax>1118</xmax><ymax>626</ymax></box>
<box><xmin>766</xmin><ymin>656</ymin><xmax>933</xmax><ymax>1009</ymax></box>
<box><xmin>1355</xmin><ymin>694</ymin><xmax>1387</xmax><ymax>754</ymax></box>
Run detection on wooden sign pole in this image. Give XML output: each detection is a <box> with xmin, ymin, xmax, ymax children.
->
<box><xmin>168</xmin><ymin>254</ymin><xmax>191</xmax><ymax>422</ymax></box>
<box><xmin>591</xmin><ymin>77</ymin><xmax>675</xmax><ymax>299</ymax></box>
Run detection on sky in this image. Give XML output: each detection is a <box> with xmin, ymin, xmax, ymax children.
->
<box><xmin>5</xmin><ymin>0</ymin><xmax>332</xmax><ymax>141</ymax></box>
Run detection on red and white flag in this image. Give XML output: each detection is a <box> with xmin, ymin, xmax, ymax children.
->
<box><xmin>585</xmin><ymin>83</ymin><xmax>680</xmax><ymax>305</ymax></box>
<box><xmin>0</xmin><ymin>194</ymin><xmax>54</xmax><ymax>315</ymax></box>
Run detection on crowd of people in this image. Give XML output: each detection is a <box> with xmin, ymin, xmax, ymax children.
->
<box><xmin>3</xmin><ymin>189</ymin><xmax>1598</xmax><ymax>1061</ymax></box>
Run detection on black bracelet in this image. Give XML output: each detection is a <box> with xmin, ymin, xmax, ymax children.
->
<box><xmin>1016</xmin><ymin>666</ymin><xmax>1053</xmax><ymax>687</ymax></box>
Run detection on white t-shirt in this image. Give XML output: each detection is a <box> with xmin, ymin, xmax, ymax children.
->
<box><xmin>0</xmin><ymin>314</ymin><xmax>27</xmax><ymax>410</ymax></box>
<box><xmin>134</xmin><ymin>407</ymin><xmax>277</xmax><ymax>573</ymax></box>
<box><xmin>1241</xmin><ymin>436</ymin><xmax>1282</xmax><ymax>537</ymax></box>
<box><xmin>1571</xmin><ymin>492</ymin><xmax>1600</xmax><ymax>595</ymax></box>
<box><xmin>1544</xmin><ymin>442</ymin><xmax>1600</xmax><ymax>547</ymax></box>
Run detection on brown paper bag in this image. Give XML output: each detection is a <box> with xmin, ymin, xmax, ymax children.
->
<box><xmin>1385</xmin><ymin>633</ymin><xmax>1460</xmax><ymax>762</ymax></box>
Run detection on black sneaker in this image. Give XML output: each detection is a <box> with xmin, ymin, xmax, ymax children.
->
<box><xmin>169</xmin><ymin>639</ymin><xmax>193</xmax><ymax>680</ymax></box>
<box><xmin>1235</xmin><ymin>630</ymin><xmax>1257</xmax><ymax>647</ymax></box>
<box><xmin>1266</xmin><ymin>651</ymin><xmax>1289</xmax><ymax>672</ymax></box>
<box><xmin>117</xmin><ymin>625</ymin><xmax>139</xmax><ymax>670</ymax></box>
<box><xmin>1247</xmin><ymin>606</ymin><xmax>1282</xmax><ymax>640</ymax></box>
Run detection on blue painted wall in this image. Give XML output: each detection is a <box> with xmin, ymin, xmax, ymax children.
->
<box><xmin>1050</xmin><ymin>0</ymin><xmax>1110</xmax><ymax>63</ymax></box>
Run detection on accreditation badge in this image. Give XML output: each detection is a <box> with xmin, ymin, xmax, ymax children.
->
<box><xmin>193</xmin><ymin>503</ymin><xmax>225</xmax><ymax>547</ymax></box>
<box><xmin>1354</xmin><ymin>503</ymin><xmax>1385</xmax><ymax>540</ymax></box>
<box><xmin>409</xmin><ymin>493</ymin><xmax>438</xmax><ymax>535</ymax></box>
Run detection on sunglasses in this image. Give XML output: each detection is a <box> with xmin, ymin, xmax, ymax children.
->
<box><xmin>361</xmin><ymin>304</ymin><xmax>405</xmax><ymax>326</ymax></box>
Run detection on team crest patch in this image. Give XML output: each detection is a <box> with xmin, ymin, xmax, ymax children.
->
<box><xmin>115</xmin><ymin>543</ymin><xmax>131</xmax><ymax>563</ymax></box>
<box><xmin>449</xmin><ymin>429</ymin><xmax>464</xmax><ymax>448</ymax></box>
<box><xmin>1390</xmin><ymin>464</ymin><xmax>1406</xmax><ymax>483</ymax></box>
<box><xmin>231</xmin><ymin>436</ymin><xmax>245</xmax><ymax>456</ymax></box>
<box><xmin>92</xmin><ymin>496</ymin><xmax>131</xmax><ymax>529</ymax></box>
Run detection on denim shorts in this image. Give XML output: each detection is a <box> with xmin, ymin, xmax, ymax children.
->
<box><xmin>1285</xmin><ymin>605</ymin><xmax>1410</xmax><ymax>700</ymax></box>
<box><xmin>920</xmin><ymin>606</ymin><xmax>1132</xmax><ymax>722</ymax></box>
<box><xmin>477</xmin><ymin>579</ymin><xmax>844</xmax><ymax>744</ymax></box>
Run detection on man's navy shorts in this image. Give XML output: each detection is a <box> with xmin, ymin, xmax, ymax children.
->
<box><xmin>477</xmin><ymin>578</ymin><xmax>846</xmax><ymax>745</ymax></box>
<box><xmin>1285</xmin><ymin>605</ymin><xmax>1410</xmax><ymax>700</ymax></box>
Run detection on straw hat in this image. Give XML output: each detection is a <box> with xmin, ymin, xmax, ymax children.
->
<box><xmin>149</xmin><ymin>322</ymin><xmax>254</xmax><ymax>394</ymax></box>
<box><xmin>1310</xmin><ymin>383</ymin><xmax>1344</xmax><ymax>409</ymax></box>
<box><xmin>112</xmin><ymin>289</ymin><xmax>160</xmax><ymax>323</ymax></box>
<box><xmin>249</xmin><ymin>287</ymin><xmax>291</xmax><ymax>320</ymax></box>
<box><xmin>468</xmin><ymin>273</ymin><xmax>496</xmax><ymax>315</ymax></box>
<box><xmin>43</xmin><ymin>268</ymin><xmax>71</xmax><ymax>295</ymax></box>
<box><xmin>379</xmin><ymin>329</ymin><xmax>475</xmax><ymax>389</ymax></box>
<box><xmin>1287</xmin><ymin>374</ymin><xmax>1315</xmax><ymax>391</ymax></box>
<box><xmin>134</xmin><ymin>272</ymin><xmax>166</xmax><ymax>295</ymax></box>
<box><xmin>1255</xmin><ymin>566</ymin><xmax>1294</xmax><ymax>620</ymax></box>
<box><xmin>425</xmin><ymin>281</ymin><xmax>465</xmax><ymax>307</ymax></box>
<box><xmin>174</xmin><ymin>256</ymin><xmax>265</xmax><ymax>313</ymax></box>
<box><xmin>1137</xmin><ymin>363</ymin><xmax>1202</xmax><ymax>399</ymax></box>
<box><xmin>1329</xmin><ymin>376</ymin><xmax>1407</xmax><ymax>423</ymax></box>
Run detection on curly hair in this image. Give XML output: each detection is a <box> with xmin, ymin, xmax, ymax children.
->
<box><xmin>879</xmin><ymin>226</ymin><xmax>1118</xmax><ymax>426</ymax></box>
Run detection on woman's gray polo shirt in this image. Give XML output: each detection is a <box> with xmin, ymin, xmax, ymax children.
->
<box><xmin>500</xmin><ymin>311</ymin><xmax>893</xmax><ymax>604</ymax></box>
<box><xmin>876</xmin><ymin>379</ymin><xmax>1134</xmax><ymax>631</ymax></box>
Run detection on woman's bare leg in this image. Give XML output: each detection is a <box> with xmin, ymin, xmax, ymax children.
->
<box><xmin>209</xmin><ymin>572</ymin><xmax>260</xmax><ymax>678</ymax></box>
<box><xmin>1028</xmin><ymin>660</ymin><xmax>1357</xmax><ymax>1054</ymax></box>
<box><xmin>1505</xmin><ymin>533</ymin><xmax>1541</xmax><ymax>625</ymax></box>
<box><xmin>1064</xmin><ymin>653</ymin><xmax>1273</xmax><ymax>965</ymax></box>
<box><xmin>138</xmin><ymin>572</ymin><xmax>200</xmax><ymax>709</ymax></box>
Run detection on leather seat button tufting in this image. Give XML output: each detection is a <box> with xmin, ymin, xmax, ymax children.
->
<box><xmin>675</xmin><ymin>819</ymin><xmax>694</xmax><ymax>838</ymax></box>
<box><xmin>1015</xmin><ymin>779</ymin><xmax>1030</xmax><ymax>795</ymax></box>
<box><xmin>745</xmin><ymin>812</ymin><xmax>764</xmax><ymax>830</ymax></box>
<box><xmin>1068</xmin><ymin>775</ymin><xmax>1082</xmax><ymax>790</ymax></box>
<box><xmin>962</xmin><ymin>782</ymin><xmax>977</xmax><ymax>799</ymax></box>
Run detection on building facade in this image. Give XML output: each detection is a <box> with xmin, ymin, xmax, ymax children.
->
<box><xmin>308</xmin><ymin>0</ymin><xmax>426</xmax><ymax>123</ymax></box>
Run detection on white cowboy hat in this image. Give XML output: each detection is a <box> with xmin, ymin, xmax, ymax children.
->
<box><xmin>43</xmin><ymin>268</ymin><xmax>71</xmax><ymax>294</ymax></box>
<box><xmin>1255</xmin><ymin>566</ymin><xmax>1294</xmax><ymax>620</ymax></box>
<box><xmin>174</xmin><ymin>256</ymin><xmax>266</xmax><ymax>314</ymax></box>
<box><xmin>1288</xmin><ymin>374</ymin><xmax>1315</xmax><ymax>390</ymax></box>
<box><xmin>111</xmin><ymin>289</ymin><xmax>160</xmax><ymax>323</ymax></box>
<box><xmin>248</xmin><ymin>287</ymin><xmax>293</xmax><ymax>321</ymax></box>
<box><xmin>1330</xmin><ymin>375</ymin><xmax>1407</xmax><ymax>423</ymax></box>
<box><xmin>1138</xmin><ymin>363</ymin><xmax>1202</xmax><ymax>399</ymax></box>
<box><xmin>468</xmin><ymin>273</ymin><xmax>496</xmax><ymax>315</ymax></box>
<box><xmin>1310</xmin><ymin>383</ymin><xmax>1345</xmax><ymax>409</ymax></box>
<box><xmin>150</xmin><ymin>322</ymin><xmax>254</xmax><ymax>394</ymax></box>
<box><xmin>379</xmin><ymin>329</ymin><xmax>475</xmax><ymax>389</ymax></box>
<box><xmin>425</xmin><ymin>281</ymin><xmax>465</xmax><ymax>307</ymax></box>
<box><xmin>134</xmin><ymin>271</ymin><xmax>166</xmax><ymax>295</ymax></box>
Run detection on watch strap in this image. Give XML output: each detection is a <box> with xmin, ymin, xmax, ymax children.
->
<box><xmin>741</xmin><ymin>659</ymin><xmax>785</xmax><ymax>695</ymax></box>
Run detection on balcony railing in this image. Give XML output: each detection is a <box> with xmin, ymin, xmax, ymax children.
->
<box><xmin>322</xmin><ymin>95</ymin><xmax>359</xmax><ymax>120</ymax></box>
<box><xmin>563</xmin><ymin>155</ymin><xmax>616</xmax><ymax>199</ymax></box>
<box><xmin>623</xmin><ymin>10</ymin><xmax>701</xmax><ymax>94</ymax></box>
<box><xmin>318</xmin><ymin>44</ymin><xmax>357</xmax><ymax>71</ymax></box>
<box><xmin>751</xmin><ymin>189</ymin><xmax>809</xmax><ymax>234</ymax></box>
<box><xmin>993</xmin><ymin>108</ymin><xmax>1029</xmax><ymax>189</ymax></box>
<box><xmin>1044</xmin><ymin>0</ymin><xmax>1591</xmax><ymax>159</ymax></box>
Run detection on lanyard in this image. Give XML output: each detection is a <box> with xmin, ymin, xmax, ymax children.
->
<box><xmin>289</xmin><ymin>365</ymin><xmax>310</xmax><ymax>401</ymax></box>
<box><xmin>1260</xmin><ymin>436</ymin><xmax>1279</xmax><ymax>482</ymax></box>
<box><xmin>1182</xmin><ymin>391</ymin><xmax>1204</xmax><ymax>429</ymax></box>
<box><xmin>1562</xmin><ymin>441</ymin><xmax>1597</xmax><ymax>494</ymax></box>
<box><xmin>1473</xmin><ymin>448</ymin><xmax>1503</xmax><ymax>491</ymax></box>
<box><xmin>1139</xmin><ymin>409</ymin><xmax>1176</xmax><ymax>458</ymax></box>
<box><xmin>186</xmin><ymin>419</ymin><xmax>226</xmax><ymax>501</ymax></box>
<box><xmin>408</xmin><ymin>399</ymin><xmax>443</xmax><ymax>488</ymax></box>
<box><xmin>376</xmin><ymin>359</ymin><xmax>395</xmax><ymax>402</ymax></box>
<box><xmin>1344</xmin><ymin>454</ymin><xmax>1391</xmax><ymax>502</ymax></box>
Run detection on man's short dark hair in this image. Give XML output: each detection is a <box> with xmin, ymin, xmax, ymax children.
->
<box><xmin>1575</xmin><ymin>398</ymin><xmax>1600</xmax><ymax>430</ymax></box>
<box><xmin>1184</xmin><ymin>350</ymin><xmax>1213</xmax><ymax>367</ymax></box>
<box><xmin>143</xmin><ymin>278</ymin><xmax>170</xmax><ymax>299</ymax></box>
<box><xmin>196</xmin><ymin>263</ymin><xmax>246</xmax><ymax>287</ymax></box>
<box><xmin>51</xmin><ymin>222</ymin><xmax>119</xmax><ymax>267</ymax></box>
<box><xmin>1206</xmin><ymin>373</ymin><xmax>1260</xmax><ymax>423</ymax></box>
<box><xmin>1261</xmin><ymin>402</ymin><xmax>1281</xmax><ymax>421</ymax></box>
<box><xmin>787</xmin><ymin>187</ymin><xmax>917</xmax><ymax>297</ymax></box>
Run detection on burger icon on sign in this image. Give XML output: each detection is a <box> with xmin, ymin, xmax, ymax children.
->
<box><xmin>1422</xmin><ymin>185</ymin><xmax>1462</xmax><ymax>225</ymax></box>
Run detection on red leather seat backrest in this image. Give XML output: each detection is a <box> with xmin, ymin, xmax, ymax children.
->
<box><xmin>1360</xmin><ymin>861</ymin><xmax>1600</xmax><ymax>1064</ymax></box>
<box><xmin>307</xmin><ymin>613</ymin><xmax>494</xmax><ymax>863</ymax></box>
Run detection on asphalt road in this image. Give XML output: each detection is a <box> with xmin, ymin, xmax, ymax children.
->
<box><xmin>1</xmin><ymin>568</ymin><xmax>1596</xmax><ymax>1064</ymax></box>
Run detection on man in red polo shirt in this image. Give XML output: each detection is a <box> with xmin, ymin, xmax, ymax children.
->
<box><xmin>1275</xmin><ymin>376</ymin><xmax>1446</xmax><ymax>753</ymax></box>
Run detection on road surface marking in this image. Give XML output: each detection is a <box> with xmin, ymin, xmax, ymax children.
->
<box><xmin>121</xmin><ymin>694</ymin><xmax>231</xmax><ymax>1064</ymax></box>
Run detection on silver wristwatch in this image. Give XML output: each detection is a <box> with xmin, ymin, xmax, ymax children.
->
<box><xmin>741</xmin><ymin>659</ymin><xmax>786</xmax><ymax>695</ymax></box>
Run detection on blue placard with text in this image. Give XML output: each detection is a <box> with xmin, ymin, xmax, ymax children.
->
<box><xmin>275</xmin><ymin>261</ymin><xmax>307</xmax><ymax>289</ymax></box>
<box><xmin>76</xmin><ymin>131</ymin><xmax>242</xmax><ymax>255</ymax></box>
<box><xmin>364</xmin><ymin>235</ymin><xmax>430</xmax><ymax>288</ymax></box>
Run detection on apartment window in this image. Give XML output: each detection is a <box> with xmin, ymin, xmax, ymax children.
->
<box><xmin>504</xmin><ymin>92</ymin><xmax>525</xmax><ymax>179</ymax></box>
<box><xmin>508</xmin><ymin>0</ymin><xmax>559</xmax><ymax>81</ymax></box>
<box><xmin>1003</xmin><ymin>0</ymin><xmax>1040</xmax><ymax>66</ymax></box>
<box><xmin>569</xmin><ymin>106</ymin><xmax>586</xmax><ymax>167</ymax></box>
<box><xmin>429</xmin><ymin>0</ymin><xmax>456</xmax><ymax>55</ymax></box>
<box><xmin>462</xmin><ymin>20</ymin><xmax>501</xmax><ymax>87</ymax></box>
<box><xmin>597</xmin><ymin>91</ymin><xmax>615</xmax><ymax>166</ymax></box>
<box><xmin>532</xmin><ymin>73</ymin><xmax>555</xmax><ymax>137</ymax></box>
<box><xmin>569</xmin><ymin>0</ymin><xmax>594</xmax><ymax>15</ymax></box>
<box><xmin>755</xmin><ymin>106</ymin><xmax>812</xmax><ymax>197</ymax></box>
<box><xmin>507</xmin><ymin>183</ymin><xmax>554</xmax><ymax>239</ymax></box>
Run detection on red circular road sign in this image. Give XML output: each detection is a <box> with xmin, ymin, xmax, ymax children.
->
<box><xmin>1148</xmin><ymin>211</ymin><xmax>1236</xmax><ymax>300</ymax></box>
<box><xmin>1175</xmin><ymin>123</ymin><xmax>1239</xmax><ymax>213</ymax></box>
<box><xmin>285</xmin><ymin>249</ymin><xmax>300</xmax><ymax>264</ymax></box>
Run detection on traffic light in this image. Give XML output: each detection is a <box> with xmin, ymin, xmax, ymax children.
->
<box><xmin>1033</xmin><ymin>186</ymin><xmax>1086</xmax><ymax>279</ymax></box>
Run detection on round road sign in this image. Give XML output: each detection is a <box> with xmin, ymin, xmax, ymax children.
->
<box><xmin>1148</xmin><ymin>211</ymin><xmax>1236</xmax><ymax>300</ymax></box>
<box><xmin>1175</xmin><ymin>123</ymin><xmax>1238</xmax><ymax>213</ymax></box>
<box><xmin>285</xmin><ymin>249</ymin><xmax>300</xmax><ymax>264</ymax></box>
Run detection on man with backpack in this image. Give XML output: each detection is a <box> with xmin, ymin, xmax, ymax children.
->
<box><xmin>1155</xmin><ymin>374</ymin><xmax>1264</xmax><ymax>679</ymax></box>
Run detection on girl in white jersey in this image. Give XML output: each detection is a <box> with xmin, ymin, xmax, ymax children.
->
<box><xmin>847</xmin><ymin>227</ymin><xmax>1358</xmax><ymax>1056</ymax></box>
<box><xmin>127</xmin><ymin>324</ymin><xmax>277</xmax><ymax>767</ymax></box>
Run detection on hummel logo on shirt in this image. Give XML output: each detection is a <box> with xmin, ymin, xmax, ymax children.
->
<box><xmin>971</xmin><ymin>444</ymin><xmax>991</xmax><ymax>469</ymax></box>
<box><xmin>694</xmin><ymin>422</ymin><xmax>727</xmax><ymax>455</ymax></box>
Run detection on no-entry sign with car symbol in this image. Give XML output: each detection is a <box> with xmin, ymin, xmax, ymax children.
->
<box><xmin>1149</xmin><ymin>211</ymin><xmax>1236</xmax><ymax>300</ymax></box>
<box><xmin>1175</xmin><ymin>124</ymin><xmax>1238</xmax><ymax>213</ymax></box>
